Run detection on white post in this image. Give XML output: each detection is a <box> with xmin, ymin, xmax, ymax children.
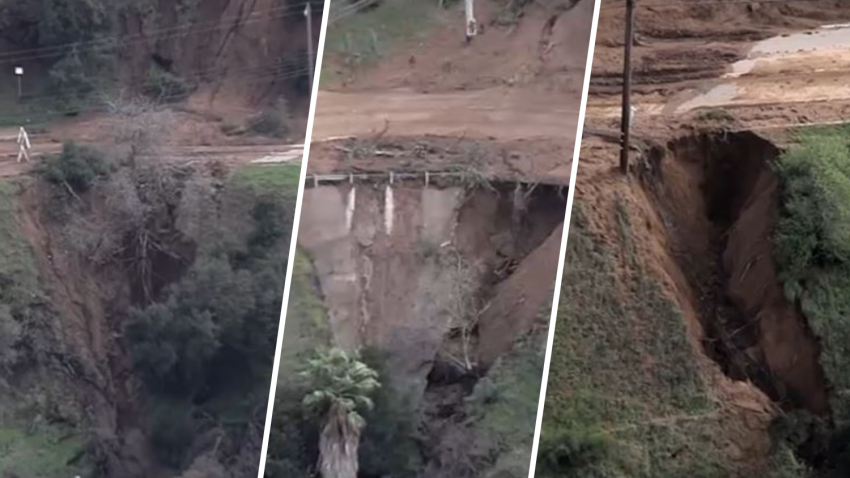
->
<box><xmin>385</xmin><ymin>172</ymin><xmax>395</xmax><ymax>236</ymax></box>
<box><xmin>465</xmin><ymin>0</ymin><xmax>477</xmax><ymax>42</ymax></box>
<box><xmin>346</xmin><ymin>186</ymin><xmax>356</xmax><ymax>233</ymax></box>
<box><xmin>14</xmin><ymin>67</ymin><xmax>23</xmax><ymax>99</ymax></box>
<box><xmin>16</xmin><ymin>127</ymin><xmax>30</xmax><ymax>163</ymax></box>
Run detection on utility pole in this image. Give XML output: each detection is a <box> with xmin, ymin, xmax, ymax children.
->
<box><xmin>465</xmin><ymin>0</ymin><xmax>478</xmax><ymax>43</ymax></box>
<box><xmin>619</xmin><ymin>0</ymin><xmax>636</xmax><ymax>175</ymax></box>
<box><xmin>305</xmin><ymin>2</ymin><xmax>315</xmax><ymax>89</ymax></box>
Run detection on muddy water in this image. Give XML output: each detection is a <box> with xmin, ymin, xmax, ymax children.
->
<box><xmin>674</xmin><ymin>24</ymin><xmax>850</xmax><ymax>114</ymax></box>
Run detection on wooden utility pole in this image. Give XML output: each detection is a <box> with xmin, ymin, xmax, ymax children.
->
<box><xmin>619</xmin><ymin>0</ymin><xmax>636</xmax><ymax>175</ymax></box>
<box><xmin>305</xmin><ymin>2</ymin><xmax>315</xmax><ymax>89</ymax></box>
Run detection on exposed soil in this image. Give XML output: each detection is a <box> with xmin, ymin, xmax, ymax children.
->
<box><xmin>584</xmin><ymin>0</ymin><xmax>850</xmax><ymax>144</ymax></box>
<box><xmin>328</xmin><ymin>0</ymin><xmax>594</xmax><ymax>95</ymax></box>
<box><xmin>16</xmin><ymin>179</ymin><xmax>160</xmax><ymax>477</ymax></box>
<box><xmin>642</xmin><ymin>131</ymin><xmax>828</xmax><ymax>415</ymax></box>
<box><xmin>297</xmin><ymin>178</ymin><xmax>565</xmax><ymax>473</ymax></box>
<box><xmin>311</xmin><ymin>0</ymin><xmax>594</xmax><ymax>183</ymax></box>
<box><xmin>573</xmin><ymin>2</ymin><xmax>850</xmax><ymax>466</ymax></box>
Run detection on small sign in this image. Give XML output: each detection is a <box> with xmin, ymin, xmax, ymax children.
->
<box><xmin>14</xmin><ymin>67</ymin><xmax>23</xmax><ymax>76</ymax></box>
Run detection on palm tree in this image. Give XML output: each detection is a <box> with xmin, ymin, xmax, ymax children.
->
<box><xmin>301</xmin><ymin>348</ymin><xmax>380</xmax><ymax>478</ymax></box>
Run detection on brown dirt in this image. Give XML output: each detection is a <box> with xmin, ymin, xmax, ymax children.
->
<box><xmin>298</xmin><ymin>179</ymin><xmax>564</xmax><ymax>392</ymax></box>
<box><xmin>574</xmin><ymin>0</ymin><xmax>850</xmax><ymax>457</ymax></box>
<box><xmin>578</xmin><ymin>0</ymin><xmax>850</xmax><ymax>432</ymax></box>
<box><xmin>121</xmin><ymin>0</ymin><xmax>317</xmax><ymax>131</ymax></box>
<box><xmin>476</xmin><ymin>222</ymin><xmax>563</xmax><ymax>367</ymax></box>
<box><xmin>329</xmin><ymin>0</ymin><xmax>594</xmax><ymax>95</ymax></box>
<box><xmin>646</xmin><ymin>132</ymin><xmax>828</xmax><ymax>414</ymax></box>
<box><xmin>310</xmin><ymin>0</ymin><xmax>595</xmax><ymax>184</ymax></box>
<box><xmin>17</xmin><ymin>179</ymin><xmax>160</xmax><ymax>478</ymax></box>
<box><xmin>591</xmin><ymin>0</ymin><xmax>850</xmax><ymax>92</ymax></box>
<box><xmin>572</xmin><ymin>136</ymin><xmax>781</xmax><ymax>471</ymax></box>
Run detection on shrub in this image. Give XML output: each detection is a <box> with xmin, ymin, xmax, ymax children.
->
<box><xmin>775</xmin><ymin>134</ymin><xmax>850</xmax><ymax>288</ymax></box>
<box><xmin>144</xmin><ymin>65</ymin><xmax>196</xmax><ymax>103</ymax></box>
<box><xmin>0</xmin><ymin>304</ymin><xmax>22</xmax><ymax>371</ymax></box>
<box><xmin>358</xmin><ymin>349</ymin><xmax>422</xmax><ymax>477</ymax></box>
<box><xmin>150</xmin><ymin>400</ymin><xmax>198</xmax><ymax>468</ymax></box>
<box><xmin>41</xmin><ymin>141</ymin><xmax>109</xmax><ymax>193</ymax></box>
<box><xmin>774</xmin><ymin>132</ymin><xmax>850</xmax><ymax>425</ymax></box>
<box><xmin>246</xmin><ymin>98</ymin><xmax>291</xmax><ymax>138</ymax></box>
<box><xmin>537</xmin><ymin>427</ymin><xmax>612</xmax><ymax>476</ymax></box>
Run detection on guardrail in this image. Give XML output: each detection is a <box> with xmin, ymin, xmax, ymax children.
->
<box><xmin>305</xmin><ymin>170</ymin><xmax>568</xmax><ymax>188</ymax></box>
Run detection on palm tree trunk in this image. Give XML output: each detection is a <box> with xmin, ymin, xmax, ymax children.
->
<box><xmin>318</xmin><ymin>403</ymin><xmax>361</xmax><ymax>478</ymax></box>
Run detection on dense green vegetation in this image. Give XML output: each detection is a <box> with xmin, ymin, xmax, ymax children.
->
<box><xmin>774</xmin><ymin>127</ymin><xmax>850</xmax><ymax>477</ymax></box>
<box><xmin>30</xmin><ymin>148</ymin><xmax>300</xmax><ymax>473</ymax></box>
<box><xmin>322</xmin><ymin>0</ymin><xmax>438</xmax><ymax>84</ymax></box>
<box><xmin>540</xmin><ymin>203</ymin><xmax>801</xmax><ymax>478</ymax></box>
<box><xmin>462</xmin><ymin>327</ymin><xmax>547</xmax><ymax>477</ymax></box>
<box><xmin>125</xmin><ymin>163</ymin><xmax>297</xmax><ymax>467</ymax></box>
<box><xmin>0</xmin><ymin>180</ymin><xmax>91</xmax><ymax>477</ymax></box>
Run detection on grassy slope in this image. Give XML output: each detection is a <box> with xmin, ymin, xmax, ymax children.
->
<box><xmin>0</xmin><ymin>180</ymin><xmax>89</xmax><ymax>478</ymax></box>
<box><xmin>279</xmin><ymin>249</ymin><xmax>329</xmax><ymax>378</ymax></box>
<box><xmin>322</xmin><ymin>0</ymin><xmax>437</xmax><ymax>86</ymax></box>
<box><xmin>229</xmin><ymin>163</ymin><xmax>302</xmax><ymax>197</ymax></box>
<box><xmin>774</xmin><ymin>126</ymin><xmax>850</xmax><ymax>426</ymax></box>
<box><xmin>467</xmin><ymin>325</ymin><xmax>547</xmax><ymax>477</ymax></box>
<box><xmin>539</xmin><ymin>203</ymin><xmax>801</xmax><ymax>478</ymax></box>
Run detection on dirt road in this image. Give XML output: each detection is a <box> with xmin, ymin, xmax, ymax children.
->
<box><xmin>0</xmin><ymin>141</ymin><xmax>303</xmax><ymax>178</ymax></box>
<box><xmin>588</xmin><ymin>21</ymin><xmax>850</xmax><ymax>130</ymax></box>
<box><xmin>312</xmin><ymin>88</ymin><xmax>581</xmax><ymax>142</ymax></box>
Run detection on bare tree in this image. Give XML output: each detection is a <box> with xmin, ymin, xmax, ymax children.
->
<box><xmin>103</xmin><ymin>96</ymin><xmax>177</xmax><ymax>162</ymax></box>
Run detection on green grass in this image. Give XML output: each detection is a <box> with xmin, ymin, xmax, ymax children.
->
<box><xmin>0</xmin><ymin>181</ymin><xmax>40</xmax><ymax>294</ymax></box>
<box><xmin>466</xmin><ymin>326</ymin><xmax>547</xmax><ymax>477</ymax></box>
<box><xmin>322</xmin><ymin>0</ymin><xmax>439</xmax><ymax>85</ymax></box>
<box><xmin>229</xmin><ymin>164</ymin><xmax>302</xmax><ymax>197</ymax></box>
<box><xmin>773</xmin><ymin>128</ymin><xmax>850</xmax><ymax>425</ymax></box>
<box><xmin>0</xmin><ymin>424</ymin><xmax>88</xmax><ymax>478</ymax></box>
<box><xmin>538</xmin><ymin>203</ymin><xmax>794</xmax><ymax>478</ymax></box>
<box><xmin>279</xmin><ymin>249</ymin><xmax>329</xmax><ymax>379</ymax></box>
<box><xmin>0</xmin><ymin>179</ymin><xmax>91</xmax><ymax>478</ymax></box>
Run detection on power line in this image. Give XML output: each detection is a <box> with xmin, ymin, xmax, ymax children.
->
<box><xmin>0</xmin><ymin>67</ymin><xmax>311</xmax><ymax>124</ymax></box>
<box><xmin>0</xmin><ymin>4</ymin><xmax>305</xmax><ymax>58</ymax></box>
<box><xmin>0</xmin><ymin>5</ymin><xmax>309</xmax><ymax>66</ymax></box>
<box><xmin>4</xmin><ymin>61</ymin><xmax>310</xmax><ymax>110</ymax></box>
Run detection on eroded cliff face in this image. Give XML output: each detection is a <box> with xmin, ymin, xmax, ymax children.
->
<box><xmin>121</xmin><ymin>0</ymin><xmax>320</xmax><ymax>111</ymax></box>
<box><xmin>297</xmin><ymin>181</ymin><xmax>564</xmax><ymax>405</ymax></box>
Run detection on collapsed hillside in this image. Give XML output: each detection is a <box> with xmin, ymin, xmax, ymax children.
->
<box><xmin>0</xmin><ymin>136</ymin><xmax>299</xmax><ymax>478</ymax></box>
<box><xmin>0</xmin><ymin>0</ymin><xmax>320</xmax><ymax>133</ymax></box>
<box><xmin>541</xmin><ymin>125</ymin><xmax>850</xmax><ymax>477</ymax></box>
<box><xmin>267</xmin><ymin>158</ymin><xmax>566</xmax><ymax>477</ymax></box>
